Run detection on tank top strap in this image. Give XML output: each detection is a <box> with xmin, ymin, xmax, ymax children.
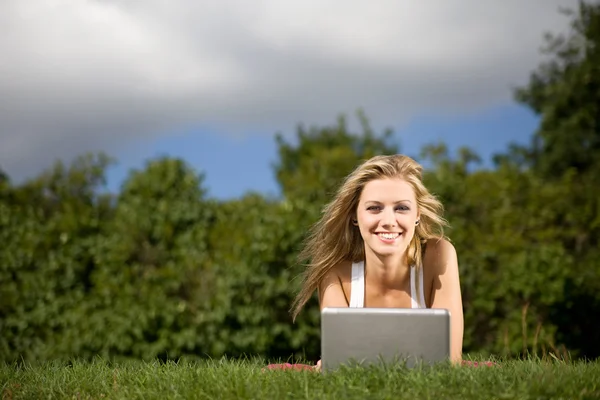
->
<box><xmin>349</xmin><ymin>261</ymin><xmax>365</xmax><ymax>308</ymax></box>
<box><xmin>410</xmin><ymin>265</ymin><xmax>427</xmax><ymax>308</ymax></box>
<box><xmin>419</xmin><ymin>265</ymin><xmax>426</xmax><ymax>307</ymax></box>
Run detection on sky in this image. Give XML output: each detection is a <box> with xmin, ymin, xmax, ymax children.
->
<box><xmin>0</xmin><ymin>0</ymin><xmax>580</xmax><ymax>199</ymax></box>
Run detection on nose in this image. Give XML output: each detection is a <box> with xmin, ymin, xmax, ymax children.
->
<box><xmin>381</xmin><ymin>207</ymin><xmax>397</xmax><ymax>227</ymax></box>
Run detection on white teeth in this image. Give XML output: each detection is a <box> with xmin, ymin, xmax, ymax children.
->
<box><xmin>378</xmin><ymin>233</ymin><xmax>400</xmax><ymax>240</ymax></box>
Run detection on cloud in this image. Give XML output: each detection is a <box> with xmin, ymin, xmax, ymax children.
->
<box><xmin>0</xmin><ymin>0</ymin><xmax>581</xmax><ymax>180</ymax></box>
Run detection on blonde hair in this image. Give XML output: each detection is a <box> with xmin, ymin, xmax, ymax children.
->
<box><xmin>290</xmin><ymin>154</ymin><xmax>449</xmax><ymax>320</ymax></box>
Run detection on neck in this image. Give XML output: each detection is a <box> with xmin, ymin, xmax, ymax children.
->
<box><xmin>364</xmin><ymin>250</ymin><xmax>411</xmax><ymax>290</ymax></box>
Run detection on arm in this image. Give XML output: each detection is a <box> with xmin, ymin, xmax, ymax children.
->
<box><xmin>315</xmin><ymin>265</ymin><xmax>349</xmax><ymax>371</ymax></box>
<box><xmin>427</xmin><ymin>239</ymin><xmax>464</xmax><ymax>364</ymax></box>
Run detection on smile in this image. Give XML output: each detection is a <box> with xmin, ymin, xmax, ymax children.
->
<box><xmin>377</xmin><ymin>232</ymin><xmax>401</xmax><ymax>241</ymax></box>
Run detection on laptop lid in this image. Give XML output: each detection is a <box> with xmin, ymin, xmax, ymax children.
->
<box><xmin>320</xmin><ymin>307</ymin><xmax>451</xmax><ymax>372</ymax></box>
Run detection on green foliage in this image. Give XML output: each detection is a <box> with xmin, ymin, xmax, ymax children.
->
<box><xmin>203</xmin><ymin>194</ymin><xmax>320</xmax><ymax>360</ymax></box>
<box><xmin>511</xmin><ymin>0</ymin><xmax>600</xmax><ymax>358</ymax></box>
<box><xmin>87</xmin><ymin>157</ymin><xmax>213</xmax><ymax>360</ymax></box>
<box><xmin>0</xmin><ymin>154</ymin><xmax>114</xmax><ymax>361</ymax></box>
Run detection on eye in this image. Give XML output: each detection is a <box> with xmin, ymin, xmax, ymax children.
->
<box><xmin>395</xmin><ymin>205</ymin><xmax>410</xmax><ymax>212</ymax></box>
<box><xmin>366</xmin><ymin>206</ymin><xmax>381</xmax><ymax>211</ymax></box>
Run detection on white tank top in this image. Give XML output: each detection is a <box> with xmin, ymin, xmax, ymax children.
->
<box><xmin>349</xmin><ymin>261</ymin><xmax>426</xmax><ymax>308</ymax></box>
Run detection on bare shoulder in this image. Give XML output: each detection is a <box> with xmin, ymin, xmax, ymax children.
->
<box><xmin>424</xmin><ymin>237</ymin><xmax>457</xmax><ymax>257</ymax></box>
<box><xmin>332</xmin><ymin>260</ymin><xmax>353</xmax><ymax>280</ymax></box>
<box><xmin>320</xmin><ymin>260</ymin><xmax>352</xmax><ymax>291</ymax></box>
<box><xmin>318</xmin><ymin>260</ymin><xmax>352</xmax><ymax>309</ymax></box>
<box><xmin>423</xmin><ymin>237</ymin><xmax>458</xmax><ymax>274</ymax></box>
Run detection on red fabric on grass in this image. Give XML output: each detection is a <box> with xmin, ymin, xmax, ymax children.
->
<box><xmin>461</xmin><ymin>360</ymin><xmax>498</xmax><ymax>367</ymax></box>
<box><xmin>263</xmin><ymin>363</ymin><xmax>315</xmax><ymax>371</ymax></box>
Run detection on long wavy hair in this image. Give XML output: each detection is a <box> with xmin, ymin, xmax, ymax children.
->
<box><xmin>290</xmin><ymin>154</ymin><xmax>449</xmax><ymax>320</ymax></box>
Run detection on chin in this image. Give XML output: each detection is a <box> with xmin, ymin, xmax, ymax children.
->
<box><xmin>368</xmin><ymin>243</ymin><xmax>407</xmax><ymax>257</ymax></box>
<box><xmin>371</xmin><ymin>248</ymin><xmax>402</xmax><ymax>258</ymax></box>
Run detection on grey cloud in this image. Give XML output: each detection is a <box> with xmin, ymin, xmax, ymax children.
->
<box><xmin>0</xmin><ymin>0</ymin><xmax>581</xmax><ymax>180</ymax></box>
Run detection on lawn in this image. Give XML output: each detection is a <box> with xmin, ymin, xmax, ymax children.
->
<box><xmin>1</xmin><ymin>356</ymin><xmax>599</xmax><ymax>399</ymax></box>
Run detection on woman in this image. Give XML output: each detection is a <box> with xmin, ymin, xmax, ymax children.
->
<box><xmin>290</xmin><ymin>154</ymin><xmax>464</xmax><ymax>369</ymax></box>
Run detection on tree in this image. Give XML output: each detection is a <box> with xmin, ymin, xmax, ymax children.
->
<box><xmin>514</xmin><ymin>1</ymin><xmax>600</xmax><ymax>178</ymax></box>
<box><xmin>202</xmin><ymin>193</ymin><xmax>321</xmax><ymax>360</ymax></box>
<box><xmin>0</xmin><ymin>168</ymin><xmax>8</xmax><ymax>187</ymax></box>
<box><xmin>86</xmin><ymin>157</ymin><xmax>213</xmax><ymax>360</ymax></box>
<box><xmin>0</xmin><ymin>153</ymin><xmax>114</xmax><ymax>361</ymax></box>
<box><xmin>506</xmin><ymin>1</ymin><xmax>600</xmax><ymax>358</ymax></box>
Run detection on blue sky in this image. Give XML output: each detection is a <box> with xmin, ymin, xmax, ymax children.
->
<box><xmin>104</xmin><ymin>102</ymin><xmax>539</xmax><ymax>200</ymax></box>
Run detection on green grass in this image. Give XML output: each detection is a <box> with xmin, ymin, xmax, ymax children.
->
<box><xmin>1</xmin><ymin>357</ymin><xmax>599</xmax><ymax>399</ymax></box>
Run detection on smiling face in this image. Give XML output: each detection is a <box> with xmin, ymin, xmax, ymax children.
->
<box><xmin>355</xmin><ymin>177</ymin><xmax>420</xmax><ymax>259</ymax></box>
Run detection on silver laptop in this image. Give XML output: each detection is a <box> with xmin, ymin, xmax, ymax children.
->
<box><xmin>320</xmin><ymin>307</ymin><xmax>451</xmax><ymax>372</ymax></box>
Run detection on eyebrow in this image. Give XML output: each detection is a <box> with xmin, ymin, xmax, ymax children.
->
<box><xmin>364</xmin><ymin>200</ymin><xmax>412</xmax><ymax>204</ymax></box>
